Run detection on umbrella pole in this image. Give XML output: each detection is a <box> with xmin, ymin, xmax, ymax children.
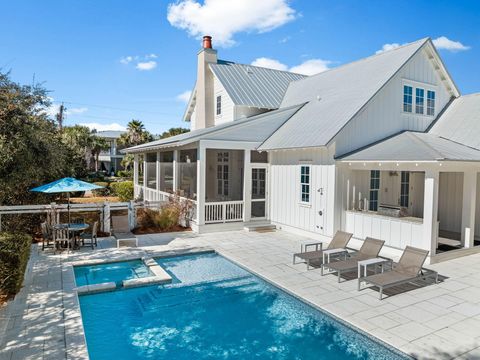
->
<box><xmin>68</xmin><ymin>192</ymin><xmax>71</xmax><ymax>225</ymax></box>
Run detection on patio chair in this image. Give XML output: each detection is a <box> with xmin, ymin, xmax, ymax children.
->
<box><xmin>322</xmin><ymin>237</ymin><xmax>385</xmax><ymax>282</ymax></box>
<box><xmin>293</xmin><ymin>231</ymin><xmax>353</xmax><ymax>270</ymax></box>
<box><xmin>360</xmin><ymin>246</ymin><xmax>439</xmax><ymax>300</ymax></box>
<box><xmin>111</xmin><ymin>215</ymin><xmax>138</xmax><ymax>248</ymax></box>
<box><xmin>40</xmin><ymin>222</ymin><xmax>54</xmax><ymax>251</ymax></box>
<box><xmin>53</xmin><ymin>227</ymin><xmax>74</xmax><ymax>254</ymax></box>
<box><xmin>72</xmin><ymin>217</ymin><xmax>85</xmax><ymax>224</ymax></box>
<box><xmin>80</xmin><ymin>221</ymin><xmax>98</xmax><ymax>249</ymax></box>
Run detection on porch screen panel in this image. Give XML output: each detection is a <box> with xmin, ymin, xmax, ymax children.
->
<box><xmin>400</xmin><ymin>171</ymin><xmax>410</xmax><ymax>207</ymax></box>
<box><xmin>369</xmin><ymin>170</ymin><xmax>380</xmax><ymax>211</ymax></box>
<box><xmin>146</xmin><ymin>153</ymin><xmax>157</xmax><ymax>189</ymax></box>
<box><xmin>179</xmin><ymin>149</ymin><xmax>197</xmax><ymax>199</ymax></box>
<box><xmin>138</xmin><ymin>154</ymin><xmax>144</xmax><ymax>185</ymax></box>
<box><xmin>159</xmin><ymin>151</ymin><xmax>174</xmax><ymax>193</ymax></box>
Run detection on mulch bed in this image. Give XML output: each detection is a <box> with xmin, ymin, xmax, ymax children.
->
<box><xmin>133</xmin><ymin>225</ymin><xmax>191</xmax><ymax>235</ymax></box>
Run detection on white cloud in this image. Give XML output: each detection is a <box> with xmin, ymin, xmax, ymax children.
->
<box><xmin>176</xmin><ymin>90</ymin><xmax>192</xmax><ymax>103</ymax></box>
<box><xmin>375</xmin><ymin>43</ymin><xmax>401</xmax><ymax>54</ymax></box>
<box><xmin>120</xmin><ymin>55</ymin><xmax>135</xmax><ymax>64</ymax></box>
<box><xmin>167</xmin><ymin>0</ymin><xmax>296</xmax><ymax>47</ymax></box>
<box><xmin>136</xmin><ymin>61</ymin><xmax>157</xmax><ymax>71</ymax></box>
<box><xmin>79</xmin><ymin>122</ymin><xmax>126</xmax><ymax>132</ymax></box>
<box><xmin>376</xmin><ymin>37</ymin><xmax>470</xmax><ymax>54</ymax></box>
<box><xmin>432</xmin><ymin>36</ymin><xmax>470</xmax><ymax>52</ymax></box>
<box><xmin>120</xmin><ymin>54</ymin><xmax>159</xmax><ymax>70</ymax></box>
<box><xmin>65</xmin><ymin>107</ymin><xmax>88</xmax><ymax>115</ymax></box>
<box><xmin>251</xmin><ymin>57</ymin><xmax>288</xmax><ymax>71</ymax></box>
<box><xmin>251</xmin><ymin>57</ymin><xmax>331</xmax><ymax>75</ymax></box>
<box><xmin>289</xmin><ymin>59</ymin><xmax>331</xmax><ymax>75</ymax></box>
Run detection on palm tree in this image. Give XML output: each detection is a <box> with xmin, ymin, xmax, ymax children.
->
<box><xmin>119</xmin><ymin>119</ymin><xmax>153</xmax><ymax>146</ymax></box>
<box><xmin>90</xmin><ymin>136</ymin><xmax>110</xmax><ymax>172</ymax></box>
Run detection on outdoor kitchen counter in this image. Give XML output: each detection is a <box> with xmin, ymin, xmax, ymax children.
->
<box><xmin>346</xmin><ymin>210</ymin><xmax>423</xmax><ymax>224</ymax></box>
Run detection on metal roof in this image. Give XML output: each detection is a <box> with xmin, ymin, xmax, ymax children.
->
<box><xmin>429</xmin><ymin>93</ymin><xmax>480</xmax><ymax>149</ymax></box>
<box><xmin>338</xmin><ymin>131</ymin><xmax>480</xmax><ymax>162</ymax></box>
<box><xmin>95</xmin><ymin>130</ymin><xmax>125</xmax><ymax>138</ymax></box>
<box><xmin>209</xmin><ymin>62</ymin><xmax>306</xmax><ymax>109</ymax></box>
<box><xmin>124</xmin><ymin>105</ymin><xmax>303</xmax><ymax>153</ymax></box>
<box><xmin>258</xmin><ymin>38</ymin><xmax>430</xmax><ymax>150</ymax></box>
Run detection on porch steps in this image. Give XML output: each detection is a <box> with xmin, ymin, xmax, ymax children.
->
<box><xmin>244</xmin><ymin>223</ymin><xmax>276</xmax><ymax>232</ymax></box>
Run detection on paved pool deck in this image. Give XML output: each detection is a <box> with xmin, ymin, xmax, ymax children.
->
<box><xmin>1</xmin><ymin>229</ymin><xmax>480</xmax><ymax>360</ymax></box>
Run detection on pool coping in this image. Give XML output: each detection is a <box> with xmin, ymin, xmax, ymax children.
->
<box><xmin>63</xmin><ymin>246</ymin><xmax>215</xmax><ymax>360</ymax></box>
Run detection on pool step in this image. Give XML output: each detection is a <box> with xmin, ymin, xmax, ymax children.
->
<box><xmin>123</xmin><ymin>257</ymin><xmax>172</xmax><ymax>288</ymax></box>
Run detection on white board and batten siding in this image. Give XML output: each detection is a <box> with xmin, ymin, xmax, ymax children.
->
<box><xmin>334</xmin><ymin>48</ymin><xmax>453</xmax><ymax>156</ymax></box>
<box><xmin>269</xmin><ymin>147</ymin><xmax>337</xmax><ymax>237</ymax></box>
<box><xmin>213</xmin><ymin>75</ymin><xmax>235</xmax><ymax>126</ymax></box>
<box><xmin>345</xmin><ymin>211</ymin><xmax>424</xmax><ymax>250</ymax></box>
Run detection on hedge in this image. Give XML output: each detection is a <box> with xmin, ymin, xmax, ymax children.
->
<box><xmin>92</xmin><ymin>181</ymin><xmax>110</xmax><ymax>196</ymax></box>
<box><xmin>110</xmin><ymin>181</ymin><xmax>134</xmax><ymax>202</ymax></box>
<box><xmin>0</xmin><ymin>232</ymin><xmax>31</xmax><ymax>297</ymax></box>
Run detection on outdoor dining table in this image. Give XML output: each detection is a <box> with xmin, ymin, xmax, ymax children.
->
<box><xmin>53</xmin><ymin>223</ymin><xmax>89</xmax><ymax>249</ymax></box>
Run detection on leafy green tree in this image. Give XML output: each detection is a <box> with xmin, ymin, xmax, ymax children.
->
<box><xmin>0</xmin><ymin>71</ymin><xmax>72</xmax><ymax>208</ymax></box>
<box><xmin>118</xmin><ymin>119</ymin><xmax>154</xmax><ymax>147</ymax></box>
<box><xmin>121</xmin><ymin>153</ymin><xmax>134</xmax><ymax>170</ymax></box>
<box><xmin>61</xmin><ymin>125</ymin><xmax>92</xmax><ymax>176</ymax></box>
<box><xmin>159</xmin><ymin>127</ymin><xmax>189</xmax><ymax>139</ymax></box>
<box><xmin>90</xmin><ymin>135</ymin><xmax>109</xmax><ymax>172</ymax></box>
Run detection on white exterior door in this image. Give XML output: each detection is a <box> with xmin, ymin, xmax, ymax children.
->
<box><xmin>314</xmin><ymin>168</ymin><xmax>326</xmax><ymax>234</ymax></box>
<box><xmin>251</xmin><ymin>166</ymin><xmax>268</xmax><ymax>219</ymax></box>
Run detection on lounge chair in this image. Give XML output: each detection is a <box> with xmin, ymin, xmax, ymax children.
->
<box><xmin>293</xmin><ymin>231</ymin><xmax>353</xmax><ymax>270</ymax></box>
<box><xmin>322</xmin><ymin>237</ymin><xmax>385</xmax><ymax>282</ymax></box>
<box><xmin>80</xmin><ymin>221</ymin><xmax>98</xmax><ymax>249</ymax></box>
<box><xmin>111</xmin><ymin>215</ymin><xmax>138</xmax><ymax>248</ymax></box>
<box><xmin>359</xmin><ymin>246</ymin><xmax>438</xmax><ymax>300</ymax></box>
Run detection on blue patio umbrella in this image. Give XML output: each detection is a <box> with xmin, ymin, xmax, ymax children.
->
<box><xmin>31</xmin><ymin>177</ymin><xmax>104</xmax><ymax>223</ymax></box>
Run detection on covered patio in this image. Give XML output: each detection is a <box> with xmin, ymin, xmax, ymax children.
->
<box><xmin>338</xmin><ymin>131</ymin><xmax>480</xmax><ymax>261</ymax></box>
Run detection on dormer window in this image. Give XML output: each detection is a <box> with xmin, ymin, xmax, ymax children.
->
<box><xmin>403</xmin><ymin>85</ymin><xmax>413</xmax><ymax>112</ymax></box>
<box><xmin>216</xmin><ymin>95</ymin><xmax>222</xmax><ymax>115</ymax></box>
<box><xmin>415</xmin><ymin>88</ymin><xmax>424</xmax><ymax>114</ymax></box>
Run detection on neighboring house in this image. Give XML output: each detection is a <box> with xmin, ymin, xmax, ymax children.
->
<box><xmin>96</xmin><ymin>130</ymin><xmax>126</xmax><ymax>173</ymax></box>
<box><xmin>126</xmin><ymin>36</ymin><xmax>480</xmax><ymax>263</ymax></box>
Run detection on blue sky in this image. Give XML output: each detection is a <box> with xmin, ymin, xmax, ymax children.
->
<box><xmin>1</xmin><ymin>0</ymin><xmax>478</xmax><ymax>134</ymax></box>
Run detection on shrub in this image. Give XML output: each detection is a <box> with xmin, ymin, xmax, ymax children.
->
<box><xmin>0</xmin><ymin>232</ymin><xmax>31</xmax><ymax>297</ymax></box>
<box><xmin>110</xmin><ymin>181</ymin><xmax>134</xmax><ymax>202</ymax></box>
<box><xmin>117</xmin><ymin>170</ymin><xmax>133</xmax><ymax>179</ymax></box>
<box><xmin>156</xmin><ymin>206</ymin><xmax>180</xmax><ymax>230</ymax></box>
<box><xmin>136</xmin><ymin>208</ymin><xmax>157</xmax><ymax>229</ymax></box>
<box><xmin>92</xmin><ymin>182</ymin><xmax>110</xmax><ymax>196</ymax></box>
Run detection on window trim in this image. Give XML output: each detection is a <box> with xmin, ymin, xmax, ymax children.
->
<box><xmin>402</xmin><ymin>80</ymin><xmax>436</xmax><ymax>117</ymax></box>
<box><xmin>299</xmin><ymin>165</ymin><xmax>311</xmax><ymax>205</ymax></box>
<box><xmin>415</xmin><ymin>88</ymin><xmax>425</xmax><ymax>115</ymax></box>
<box><xmin>427</xmin><ymin>90</ymin><xmax>435</xmax><ymax>116</ymax></box>
<box><xmin>216</xmin><ymin>95</ymin><xmax>222</xmax><ymax>116</ymax></box>
<box><xmin>400</xmin><ymin>171</ymin><xmax>410</xmax><ymax>208</ymax></box>
<box><xmin>369</xmin><ymin>170</ymin><xmax>380</xmax><ymax>211</ymax></box>
<box><xmin>403</xmin><ymin>85</ymin><xmax>413</xmax><ymax>113</ymax></box>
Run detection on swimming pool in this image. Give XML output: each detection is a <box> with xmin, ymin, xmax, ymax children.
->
<box><xmin>74</xmin><ymin>260</ymin><xmax>152</xmax><ymax>286</ymax></box>
<box><xmin>78</xmin><ymin>253</ymin><xmax>410</xmax><ymax>359</ymax></box>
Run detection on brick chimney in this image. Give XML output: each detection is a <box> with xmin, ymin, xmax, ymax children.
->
<box><xmin>195</xmin><ymin>35</ymin><xmax>217</xmax><ymax>130</ymax></box>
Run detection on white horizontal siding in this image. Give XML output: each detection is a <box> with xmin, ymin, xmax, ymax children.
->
<box><xmin>334</xmin><ymin>48</ymin><xmax>453</xmax><ymax>156</ymax></box>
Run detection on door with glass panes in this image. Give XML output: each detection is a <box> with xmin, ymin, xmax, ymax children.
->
<box><xmin>251</xmin><ymin>166</ymin><xmax>267</xmax><ymax>219</ymax></box>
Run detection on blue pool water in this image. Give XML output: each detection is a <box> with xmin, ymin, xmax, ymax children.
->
<box><xmin>74</xmin><ymin>260</ymin><xmax>152</xmax><ymax>286</ymax></box>
<box><xmin>79</xmin><ymin>253</ymin><xmax>409</xmax><ymax>360</ymax></box>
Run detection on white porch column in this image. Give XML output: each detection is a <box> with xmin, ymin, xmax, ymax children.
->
<box><xmin>196</xmin><ymin>143</ymin><xmax>206</xmax><ymax>225</ymax></box>
<box><xmin>243</xmin><ymin>150</ymin><xmax>251</xmax><ymax>223</ymax></box>
<box><xmin>156</xmin><ymin>152</ymin><xmax>161</xmax><ymax>192</ymax></box>
<box><xmin>143</xmin><ymin>156</ymin><xmax>147</xmax><ymax>190</ymax></box>
<box><xmin>423</xmin><ymin>169</ymin><xmax>439</xmax><ymax>255</ymax></box>
<box><xmin>133</xmin><ymin>154</ymin><xmax>139</xmax><ymax>185</ymax></box>
<box><xmin>173</xmin><ymin>149</ymin><xmax>179</xmax><ymax>193</ymax></box>
<box><xmin>461</xmin><ymin>171</ymin><xmax>477</xmax><ymax>248</ymax></box>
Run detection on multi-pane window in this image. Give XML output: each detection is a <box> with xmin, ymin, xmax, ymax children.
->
<box><xmin>217</xmin><ymin>152</ymin><xmax>229</xmax><ymax>197</ymax></box>
<box><xmin>369</xmin><ymin>170</ymin><xmax>380</xmax><ymax>211</ymax></box>
<box><xmin>216</xmin><ymin>95</ymin><xmax>222</xmax><ymax>115</ymax></box>
<box><xmin>400</xmin><ymin>171</ymin><xmax>410</xmax><ymax>208</ymax></box>
<box><xmin>427</xmin><ymin>90</ymin><xmax>435</xmax><ymax>116</ymax></box>
<box><xmin>403</xmin><ymin>85</ymin><xmax>413</xmax><ymax>113</ymax></box>
<box><xmin>300</xmin><ymin>165</ymin><xmax>311</xmax><ymax>203</ymax></box>
<box><xmin>415</xmin><ymin>88</ymin><xmax>424</xmax><ymax>114</ymax></box>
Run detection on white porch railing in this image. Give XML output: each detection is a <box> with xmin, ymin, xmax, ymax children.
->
<box><xmin>205</xmin><ymin>201</ymin><xmax>243</xmax><ymax>224</ymax></box>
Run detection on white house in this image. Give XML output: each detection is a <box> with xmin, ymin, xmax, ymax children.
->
<box><xmin>126</xmin><ymin>36</ymin><xmax>480</xmax><ymax>263</ymax></box>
